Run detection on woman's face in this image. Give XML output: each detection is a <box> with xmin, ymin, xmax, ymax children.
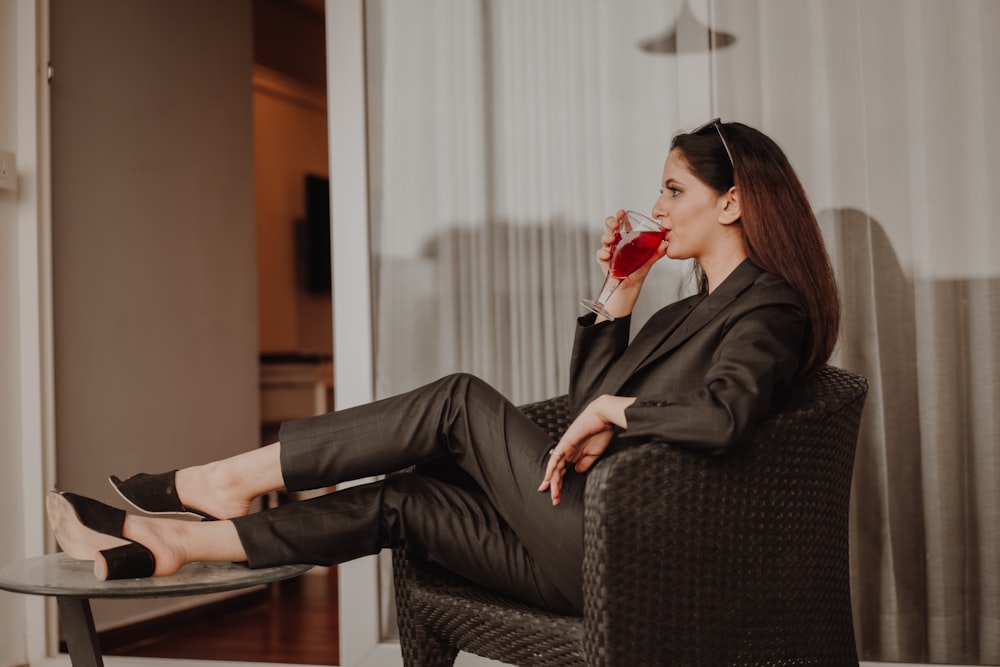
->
<box><xmin>651</xmin><ymin>149</ymin><xmax>733</xmax><ymax>262</ymax></box>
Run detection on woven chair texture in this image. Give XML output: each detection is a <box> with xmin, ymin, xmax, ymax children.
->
<box><xmin>393</xmin><ymin>365</ymin><xmax>868</xmax><ymax>666</ymax></box>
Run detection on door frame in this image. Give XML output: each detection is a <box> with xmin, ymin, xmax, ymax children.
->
<box><xmin>323</xmin><ymin>1</ymin><xmax>392</xmax><ymax>664</ymax></box>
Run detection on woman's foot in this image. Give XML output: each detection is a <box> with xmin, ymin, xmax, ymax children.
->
<box><xmin>45</xmin><ymin>492</ymin><xmax>130</xmax><ymax>561</ymax></box>
<box><xmin>122</xmin><ymin>512</ymin><xmax>246</xmax><ymax>576</ymax></box>
<box><xmin>46</xmin><ymin>491</ymin><xmax>245</xmax><ymax>580</ymax></box>
<box><xmin>110</xmin><ymin>470</ymin><xmax>217</xmax><ymax>520</ymax></box>
<box><xmin>111</xmin><ymin>466</ymin><xmax>248</xmax><ymax>521</ymax></box>
<box><xmin>46</xmin><ymin>491</ymin><xmax>162</xmax><ymax>580</ymax></box>
<box><xmin>118</xmin><ymin>513</ymin><xmax>195</xmax><ymax>577</ymax></box>
<box><xmin>172</xmin><ymin>462</ymin><xmax>254</xmax><ymax>520</ymax></box>
<box><xmin>111</xmin><ymin>444</ymin><xmax>284</xmax><ymax>521</ymax></box>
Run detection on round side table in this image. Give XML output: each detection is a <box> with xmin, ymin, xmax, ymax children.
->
<box><xmin>0</xmin><ymin>553</ymin><xmax>312</xmax><ymax>667</ymax></box>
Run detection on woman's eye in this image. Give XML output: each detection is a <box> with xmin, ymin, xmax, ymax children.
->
<box><xmin>669</xmin><ymin>187</ymin><xmax>682</xmax><ymax>198</ymax></box>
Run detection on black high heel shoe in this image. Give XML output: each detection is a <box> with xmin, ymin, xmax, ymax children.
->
<box><xmin>45</xmin><ymin>491</ymin><xmax>156</xmax><ymax>580</ymax></box>
<box><xmin>109</xmin><ymin>470</ymin><xmax>217</xmax><ymax>521</ymax></box>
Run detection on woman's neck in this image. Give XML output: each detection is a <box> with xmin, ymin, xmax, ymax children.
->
<box><xmin>700</xmin><ymin>246</ymin><xmax>749</xmax><ymax>293</ymax></box>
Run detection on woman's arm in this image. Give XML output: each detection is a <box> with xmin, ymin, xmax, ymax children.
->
<box><xmin>622</xmin><ymin>301</ymin><xmax>806</xmax><ymax>452</ymax></box>
<box><xmin>567</xmin><ymin>213</ymin><xmax>667</xmax><ymax>412</ymax></box>
<box><xmin>543</xmin><ymin>296</ymin><xmax>807</xmax><ymax>505</ymax></box>
<box><xmin>567</xmin><ymin>314</ymin><xmax>631</xmax><ymax>414</ymax></box>
<box><xmin>538</xmin><ymin>394</ymin><xmax>636</xmax><ymax>505</ymax></box>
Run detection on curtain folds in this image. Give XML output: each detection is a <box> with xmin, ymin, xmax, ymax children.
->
<box><xmin>369</xmin><ymin>0</ymin><xmax>688</xmax><ymax>405</ymax></box>
<box><xmin>367</xmin><ymin>1</ymin><xmax>1000</xmax><ymax>662</ymax></box>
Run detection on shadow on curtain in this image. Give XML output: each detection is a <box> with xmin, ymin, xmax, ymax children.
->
<box><xmin>823</xmin><ymin>207</ymin><xmax>999</xmax><ymax>663</ymax></box>
<box><xmin>420</xmin><ymin>217</ymin><xmax>596</xmax><ymax>403</ymax></box>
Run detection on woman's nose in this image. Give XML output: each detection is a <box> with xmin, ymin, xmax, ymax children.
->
<box><xmin>651</xmin><ymin>199</ymin><xmax>668</xmax><ymax>224</ymax></box>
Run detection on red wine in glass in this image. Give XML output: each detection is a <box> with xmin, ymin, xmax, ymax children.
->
<box><xmin>580</xmin><ymin>210</ymin><xmax>665</xmax><ymax>320</ymax></box>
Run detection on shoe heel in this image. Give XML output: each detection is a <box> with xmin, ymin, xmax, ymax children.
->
<box><xmin>97</xmin><ymin>542</ymin><xmax>156</xmax><ymax>580</ymax></box>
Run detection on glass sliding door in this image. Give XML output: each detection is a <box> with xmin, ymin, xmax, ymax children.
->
<box><xmin>337</xmin><ymin>1</ymin><xmax>1000</xmax><ymax>665</ymax></box>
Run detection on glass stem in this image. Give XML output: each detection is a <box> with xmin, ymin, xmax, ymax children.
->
<box><xmin>596</xmin><ymin>273</ymin><xmax>621</xmax><ymax>308</ymax></box>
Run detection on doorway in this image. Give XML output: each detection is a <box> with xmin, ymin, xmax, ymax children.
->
<box><xmin>49</xmin><ymin>0</ymin><xmax>338</xmax><ymax>663</ymax></box>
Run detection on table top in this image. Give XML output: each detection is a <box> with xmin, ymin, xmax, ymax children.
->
<box><xmin>0</xmin><ymin>553</ymin><xmax>312</xmax><ymax>599</ymax></box>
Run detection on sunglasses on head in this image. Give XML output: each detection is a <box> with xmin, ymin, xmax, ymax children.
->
<box><xmin>691</xmin><ymin>118</ymin><xmax>734</xmax><ymax>168</ymax></box>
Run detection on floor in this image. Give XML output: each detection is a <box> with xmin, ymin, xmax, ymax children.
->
<box><xmin>99</xmin><ymin>566</ymin><xmax>340</xmax><ymax>665</ymax></box>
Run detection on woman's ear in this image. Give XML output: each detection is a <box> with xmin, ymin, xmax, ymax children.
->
<box><xmin>718</xmin><ymin>186</ymin><xmax>741</xmax><ymax>225</ymax></box>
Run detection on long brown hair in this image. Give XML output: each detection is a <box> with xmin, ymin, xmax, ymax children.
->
<box><xmin>671</xmin><ymin>121</ymin><xmax>840</xmax><ymax>377</ymax></box>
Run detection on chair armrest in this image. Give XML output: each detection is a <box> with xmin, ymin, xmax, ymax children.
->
<box><xmin>518</xmin><ymin>394</ymin><xmax>573</xmax><ymax>439</ymax></box>
<box><xmin>580</xmin><ymin>442</ymin><xmax>700</xmax><ymax>662</ymax></box>
<box><xmin>580</xmin><ymin>371</ymin><xmax>865</xmax><ymax>663</ymax></box>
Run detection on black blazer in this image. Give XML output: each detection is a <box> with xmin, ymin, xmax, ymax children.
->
<box><xmin>569</xmin><ymin>259</ymin><xmax>808</xmax><ymax>454</ymax></box>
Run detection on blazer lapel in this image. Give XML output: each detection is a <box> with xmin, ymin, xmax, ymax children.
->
<box><xmin>599</xmin><ymin>260</ymin><xmax>764</xmax><ymax>395</ymax></box>
<box><xmin>597</xmin><ymin>295</ymin><xmax>703</xmax><ymax>394</ymax></box>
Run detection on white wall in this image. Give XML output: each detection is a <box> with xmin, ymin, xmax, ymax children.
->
<box><xmin>1</xmin><ymin>0</ymin><xmax>48</xmax><ymax>665</ymax></box>
<box><xmin>49</xmin><ymin>0</ymin><xmax>258</xmax><ymax>630</ymax></box>
<box><xmin>0</xmin><ymin>0</ymin><xmax>29</xmax><ymax>664</ymax></box>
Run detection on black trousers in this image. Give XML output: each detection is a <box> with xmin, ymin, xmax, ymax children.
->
<box><xmin>231</xmin><ymin>373</ymin><xmax>586</xmax><ymax>615</ymax></box>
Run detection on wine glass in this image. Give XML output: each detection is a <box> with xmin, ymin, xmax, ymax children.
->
<box><xmin>579</xmin><ymin>210</ymin><xmax>665</xmax><ymax>321</ymax></box>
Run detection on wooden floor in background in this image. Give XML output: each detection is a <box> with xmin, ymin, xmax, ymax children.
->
<box><xmin>100</xmin><ymin>566</ymin><xmax>340</xmax><ymax>665</ymax></box>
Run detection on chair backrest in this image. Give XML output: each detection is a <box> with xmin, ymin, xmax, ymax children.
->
<box><xmin>581</xmin><ymin>365</ymin><xmax>868</xmax><ymax>665</ymax></box>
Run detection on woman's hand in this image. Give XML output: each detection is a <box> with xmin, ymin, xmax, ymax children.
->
<box><xmin>538</xmin><ymin>395</ymin><xmax>636</xmax><ymax>505</ymax></box>
<box><xmin>595</xmin><ymin>211</ymin><xmax>668</xmax><ymax>321</ymax></box>
<box><xmin>594</xmin><ymin>211</ymin><xmax>625</xmax><ymax>278</ymax></box>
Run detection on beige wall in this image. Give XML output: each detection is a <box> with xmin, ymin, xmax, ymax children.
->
<box><xmin>0</xmin><ymin>0</ymin><xmax>332</xmax><ymax>661</ymax></box>
<box><xmin>0</xmin><ymin>0</ymin><xmax>31</xmax><ymax>663</ymax></box>
<box><xmin>49</xmin><ymin>0</ymin><xmax>259</xmax><ymax>629</ymax></box>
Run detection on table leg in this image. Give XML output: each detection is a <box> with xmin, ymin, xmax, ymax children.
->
<box><xmin>56</xmin><ymin>596</ymin><xmax>104</xmax><ymax>667</ymax></box>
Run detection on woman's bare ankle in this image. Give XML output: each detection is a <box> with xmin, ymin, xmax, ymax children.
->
<box><xmin>122</xmin><ymin>515</ymin><xmax>188</xmax><ymax>577</ymax></box>
<box><xmin>124</xmin><ymin>513</ymin><xmax>247</xmax><ymax>575</ymax></box>
<box><xmin>172</xmin><ymin>445</ymin><xmax>283</xmax><ymax>520</ymax></box>
<box><xmin>174</xmin><ymin>463</ymin><xmax>251</xmax><ymax>520</ymax></box>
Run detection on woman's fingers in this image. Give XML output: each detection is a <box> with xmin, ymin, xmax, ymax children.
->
<box><xmin>537</xmin><ymin>449</ymin><xmax>559</xmax><ymax>490</ymax></box>
<box><xmin>538</xmin><ymin>459</ymin><xmax>553</xmax><ymax>491</ymax></box>
<box><xmin>550</xmin><ymin>470</ymin><xmax>562</xmax><ymax>505</ymax></box>
<box><xmin>605</xmin><ymin>210</ymin><xmax>626</xmax><ymax>231</ymax></box>
<box><xmin>538</xmin><ymin>448</ymin><xmax>568</xmax><ymax>505</ymax></box>
<box><xmin>575</xmin><ymin>453</ymin><xmax>600</xmax><ymax>474</ymax></box>
<box><xmin>596</xmin><ymin>211</ymin><xmax>627</xmax><ymax>270</ymax></box>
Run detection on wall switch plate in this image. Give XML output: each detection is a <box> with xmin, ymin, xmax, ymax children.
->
<box><xmin>0</xmin><ymin>151</ymin><xmax>16</xmax><ymax>191</ymax></box>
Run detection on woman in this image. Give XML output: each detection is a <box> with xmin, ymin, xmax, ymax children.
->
<box><xmin>47</xmin><ymin>119</ymin><xmax>839</xmax><ymax>617</ymax></box>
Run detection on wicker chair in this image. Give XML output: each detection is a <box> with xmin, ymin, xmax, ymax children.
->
<box><xmin>392</xmin><ymin>365</ymin><xmax>868</xmax><ymax>666</ymax></box>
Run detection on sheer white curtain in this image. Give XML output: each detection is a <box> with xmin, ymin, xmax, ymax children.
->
<box><xmin>708</xmin><ymin>2</ymin><xmax>999</xmax><ymax>662</ymax></box>
<box><xmin>367</xmin><ymin>0</ymin><xmax>691</xmax><ymax>405</ymax></box>
<box><xmin>366</xmin><ymin>0</ymin><xmax>1000</xmax><ymax>662</ymax></box>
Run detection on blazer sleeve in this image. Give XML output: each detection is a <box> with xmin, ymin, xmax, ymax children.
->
<box><xmin>567</xmin><ymin>313</ymin><xmax>632</xmax><ymax>415</ymax></box>
<box><xmin>621</xmin><ymin>297</ymin><xmax>807</xmax><ymax>454</ymax></box>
